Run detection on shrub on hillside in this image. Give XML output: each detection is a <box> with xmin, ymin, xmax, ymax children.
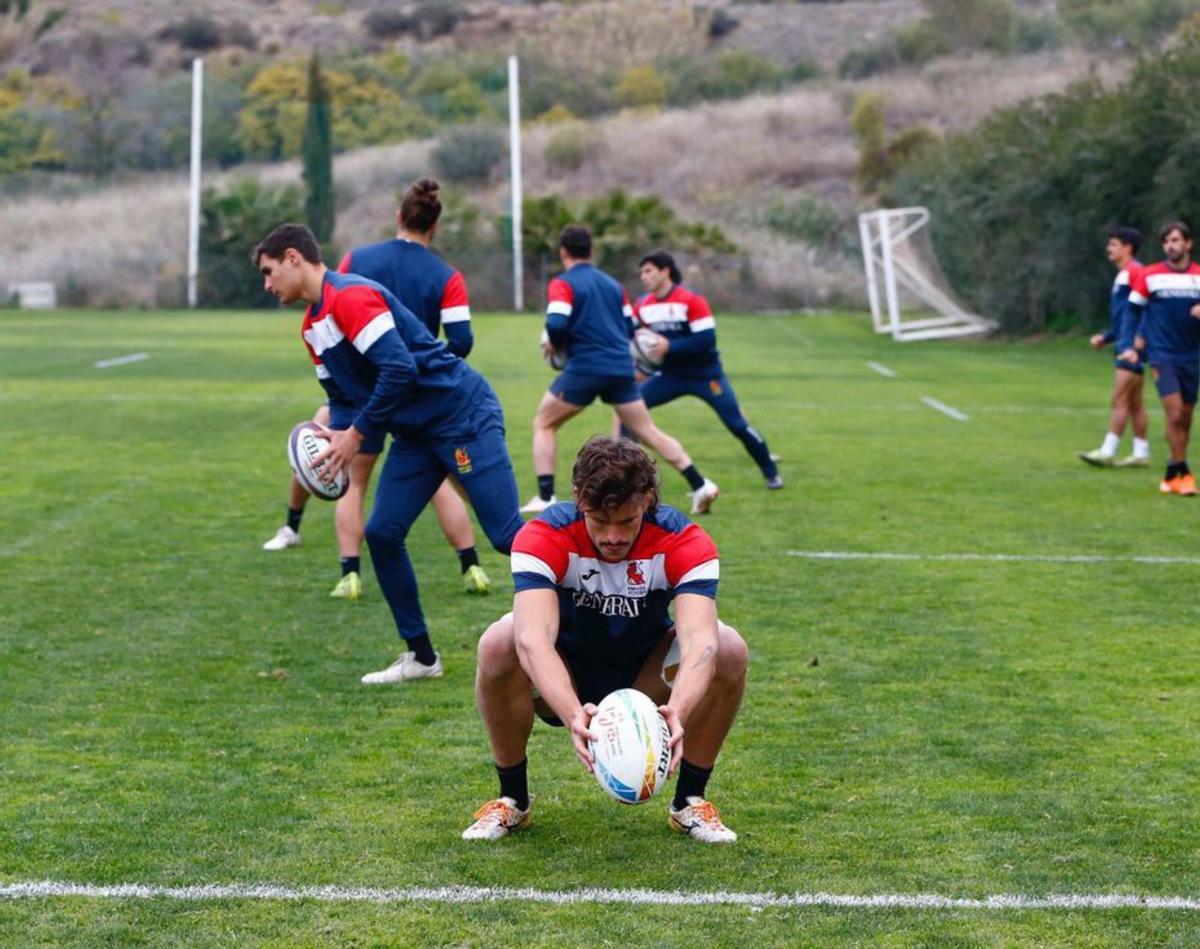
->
<box><xmin>362</xmin><ymin>8</ymin><xmax>411</xmax><ymax>37</ymax></box>
<box><xmin>840</xmin><ymin>0</ymin><xmax>1037</xmax><ymax>76</ymax></box>
<box><xmin>432</xmin><ymin>125</ymin><xmax>505</xmax><ymax>183</ymax></box>
<box><xmin>763</xmin><ymin>193</ymin><xmax>843</xmax><ymax>252</ymax></box>
<box><xmin>615</xmin><ymin>65</ymin><xmax>668</xmax><ymax>110</ymax></box>
<box><xmin>544</xmin><ymin>123</ymin><xmax>595</xmax><ymax>173</ymax></box>
<box><xmin>838</xmin><ymin>39</ymin><xmax>903</xmax><ymax>79</ymax></box>
<box><xmin>199</xmin><ymin>179</ymin><xmax>304</xmax><ymax>308</ymax></box>
<box><xmin>891</xmin><ymin>22</ymin><xmax>1200</xmax><ymax>332</ymax></box>
<box><xmin>666</xmin><ymin>50</ymin><xmax>784</xmax><ymax>106</ymax></box>
<box><xmin>1060</xmin><ymin>0</ymin><xmax>1197</xmax><ymax>49</ymax></box>
<box><xmin>160</xmin><ymin>14</ymin><xmax>222</xmax><ymax>51</ymax></box>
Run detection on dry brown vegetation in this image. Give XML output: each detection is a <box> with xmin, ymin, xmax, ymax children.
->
<box><xmin>0</xmin><ymin>46</ymin><xmax>1129</xmax><ymax>309</ymax></box>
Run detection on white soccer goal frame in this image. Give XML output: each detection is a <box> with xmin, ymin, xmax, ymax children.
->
<box><xmin>858</xmin><ymin>206</ymin><xmax>995</xmax><ymax>342</ymax></box>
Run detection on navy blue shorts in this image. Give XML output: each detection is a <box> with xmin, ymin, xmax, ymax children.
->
<box><xmin>1152</xmin><ymin>361</ymin><xmax>1199</xmax><ymax>405</ymax></box>
<box><xmin>536</xmin><ymin>631</ymin><xmax>673</xmax><ymax>727</ymax></box>
<box><xmin>1115</xmin><ymin>355</ymin><xmax>1145</xmax><ymax>375</ymax></box>
<box><xmin>550</xmin><ymin>370</ymin><xmax>640</xmax><ymax>407</ymax></box>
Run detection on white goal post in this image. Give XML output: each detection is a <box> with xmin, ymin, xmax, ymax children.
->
<box><xmin>858</xmin><ymin>206</ymin><xmax>996</xmax><ymax>342</ymax></box>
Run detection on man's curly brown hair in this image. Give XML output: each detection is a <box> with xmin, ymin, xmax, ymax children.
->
<box><xmin>571</xmin><ymin>436</ymin><xmax>660</xmax><ymax>513</ymax></box>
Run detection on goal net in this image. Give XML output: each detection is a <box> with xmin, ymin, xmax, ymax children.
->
<box><xmin>857</xmin><ymin>207</ymin><xmax>995</xmax><ymax>342</ymax></box>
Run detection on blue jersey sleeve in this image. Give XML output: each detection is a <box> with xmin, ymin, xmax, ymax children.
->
<box><xmin>443</xmin><ymin>320</ymin><xmax>474</xmax><ymax>359</ymax></box>
<box><xmin>664</xmin><ymin>327</ymin><xmax>716</xmax><ymax>358</ymax></box>
<box><xmin>351</xmin><ymin>330</ymin><xmax>418</xmax><ymax>441</ymax></box>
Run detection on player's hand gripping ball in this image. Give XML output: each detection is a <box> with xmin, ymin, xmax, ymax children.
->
<box><xmin>631</xmin><ymin>327</ymin><xmax>664</xmax><ymax>375</ymax></box>
<box><xmin>588</xmin><ymin>688</ymin><xmax>671</xmax><ymax>804</ymax></box>
<box><xmin>287</xmin><ymin>421</ymin><xmax>349</xmax><ymax>500</ymax></box>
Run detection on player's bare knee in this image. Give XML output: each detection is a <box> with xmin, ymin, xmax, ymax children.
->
<box><xmin>715</xmin><ymin>623</ymin><xmax>749</xmax><ymax>683</ymax></box>
<box><xmin>478</xmin><ymin>614</ymin><xmax>523</xmax><ymax>679</ymax></box>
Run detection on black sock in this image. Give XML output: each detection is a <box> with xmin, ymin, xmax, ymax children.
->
<box><xmin>407</xmin><ymin>634</ymin><xmax>437</xmax><ymax>666</ymax></box>
<box><xmin>496</xmin><ymin>758</ymin><xmax>529</xmax><ymax>811</ymax></box>
<box><xmin>672</xmin><ymin>759</ymin><xmax>713</xmax><ymax>811</ymax></box>
<box><xmin>286</xmin><ymin>506</ymin><xmax>304</xmax><ymax>532</ymax></box>
<box><xmin>537</xmin><ymin>474</ymin><xmax>555</xmax><ymax>502</ymax></box>
<box><xmin>1167</xmin><ymin>462</ymin><xmax>1182</xmax><ymax>479</ymax></box>
<box><xmin>340</xmin><ymin>556</ymin><xmax>360</xmax><ymax>577</ymax></box>
<box><xmin>1180</xmin><ymin>461</ymin><xmax>1191</xmax><ymax>476</ymax></box>
<box><xmin>681</xmin><ymin>465</ymin><xmax>705</xmax><ymax>492</ymax></box>
<box><xmin>457</xmin><ymin>547</ymin><xmax>480</xmax><ymax>574</ymax></box>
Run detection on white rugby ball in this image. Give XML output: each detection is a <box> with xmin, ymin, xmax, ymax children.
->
<box><xmin>540</xmin><ymin>329</ymin><xmax>566</xmax><ymax>371</ymax></box>
<box><xmin>287</xmin><ymin>421</ymin><xmax>349</xmax><ymax>501</ymax></box>
<box><xmin>588</xmin><ymin>688</ymin><xmax>671</xmax><ymax>805</ymax></box>
<box><xmin>630</xmin><ymin>327</ymin><xmax>663</xmax><ymax>375</ymax></box>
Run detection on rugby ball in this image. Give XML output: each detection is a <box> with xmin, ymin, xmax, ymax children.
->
<box><xmin>540</xmin><ymin>329</ymin><xmax>566</xmax><ymax>371</ymax></box>
<box><xmin>588</xmin><ymin>688</ymin><xmax>671</xmax><ymax>805</ymax></box>
<box><xmin>287</xmin><ymin>421</ymin><xmax>349</xmax><ymax>501</ymax></box>
<box><xmin>630</xmin><ymin>327</ymin><xmax>663</xmax><ymax>375</ymax></box>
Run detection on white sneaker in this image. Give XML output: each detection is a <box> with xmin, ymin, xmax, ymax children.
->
<box><xmin>461</xmin><ymin>796</ymin><xmax>531</xmax><ymax>840</ymax></box>
<box><xmin>669</xmin><ymin>796</ymin><xmax>737</xmax><ymax>843</ymax></box>
<box><xmin>360</xmin><ymin>651</ymin><xmax>443</xmax><ymax>685</ymax></box>
<box><xmin>519</xmin><ymin>494</ymin><xmax>556</xmax><ymax>514</ymax></box>
<box><xmin>688</xmin><ymin>479</ymin><xmax>720</xmax><ymax>515</ymax></box>
<box><xmin>262</xmin><ymin>526</ymin><xmax>300</xmax><ymax>551</ymax></box>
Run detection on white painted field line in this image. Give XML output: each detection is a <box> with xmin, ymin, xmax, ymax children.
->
<box><xmin>866</xmin><ymin>361</ymin><xmax>896</xmax><ymax>378</ymax></box>
<box><xmin>921</xmin><ymin>396</ymin><xmax>968</xmax><ymax>421</ymax></box>
<box><xmin>94</xmin><ymin>352</ymin><xmax>149</xmax><ymax>369</ymax></box>
<box><xmin>787</xmin><ymin>550</ymin><xmax>1200</xmax><ymax>566</ymax></box>
<box><xmin>1</xmin><ymin>881</ymin><xmax>1197</xmax><ymax>912</ymax></box>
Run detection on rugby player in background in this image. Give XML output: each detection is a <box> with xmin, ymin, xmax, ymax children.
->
<box><xmin>629</xmin><ymin>250</ymin><xmax>782</xmax><ymax>489</ymax></box>
<box><xmin>521</xmin><ymin>226</ymin><xmax>720</xmax><ymax>517</ymax></box>
<box><xmin>463</xmin><ymin>437</ymin><xmax>747</xmax><ymax>843</ymax></box>
<box><xmin>1119</xmin><ymin>221</ymin><xmax>1200</xmax><ymax>495</ymax></box>
<box><xmin>1078</xmin><ymin>227</ymin><xmax>1149</xmax><ymax>468</ymax></box>
<box><xmin>263</xmin><ymin>180</ymin><xmax>492</xmax><ymax>598</ymax></box>
<box><xmin>254</xmin><ymin>224</ymin><xmax>524</xmax><ymax>685</ymax></box>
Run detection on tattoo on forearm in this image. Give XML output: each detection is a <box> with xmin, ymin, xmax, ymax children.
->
<box><xmin>691</xmin><ymin>646</ymin><xmax>715</xmax><ymax>669</ymax></box>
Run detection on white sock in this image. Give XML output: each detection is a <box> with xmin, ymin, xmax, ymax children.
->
<box><xmin>1100</xmin><ymin>432</ymin><xmax>1120</xmax><ymax>456</ymax></box>
<box><xmin>1134</xmin><ymin>437</ymin><xmax>1150</xmax><ymax>459</ymax></box>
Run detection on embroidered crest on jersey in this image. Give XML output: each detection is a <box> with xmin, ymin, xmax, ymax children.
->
<box><xmin>625</xmin><ymin>560</ymin><xmax>648</xmax><ymax>596</ymax></box>
<box><xmin>455</xmin><ymin>447</ymin><xmax>472</xmax><ymax>474</ymax></box>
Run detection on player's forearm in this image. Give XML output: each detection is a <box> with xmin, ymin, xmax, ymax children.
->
<box><xmin>515</xmin><ymin>632</ymin><xmax>580</xmax><ymax>723</ymax></box>
<box><xmin>665</xmin><ymin>329</ymin><xmax>716</xmax><ymax>357</ymax></box>
<box><xmin>667</xmin><ymin>627</ymin><xmax>718</xmax><ymax>725</ymax></box>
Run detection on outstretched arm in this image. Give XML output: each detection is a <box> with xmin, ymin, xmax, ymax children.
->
<box><xmin>512</xmin><ymin>588</ymin><xmax>597</xmax><ymax>771</ymax></box>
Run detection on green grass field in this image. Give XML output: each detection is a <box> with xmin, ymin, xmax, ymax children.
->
<box><xmin>2</xmin><ymin>309</ymin><xmax>1199</xmax><ymax>946</ymax></box>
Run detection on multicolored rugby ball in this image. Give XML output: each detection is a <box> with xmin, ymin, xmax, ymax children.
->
<box><xmin>588</xmin><ymin>688</ymin><xmax>671</xmax><ymax>805</ymax></box>
<box><xmin>630</xmin><ymin>327</ymin><xmax>663</xmax><ymax>375</ymax></box>
<box><xmin>287</xmin><ymin>421</ymin><xmax>349</xmax><ymax>501</ymax></box>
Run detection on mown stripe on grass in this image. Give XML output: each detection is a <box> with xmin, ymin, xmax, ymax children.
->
<box><xmin>93</xmin><ymin>353</ymin><xmax>150</xmax><ymax>369</ymax></box>
<box><xmin>787</xmin><ymin>550</ymin><xmax>1200</xmax><ymax>566</ymax></box>
<box><xmin>921</xmin><ymin>396</ymin><xmax>969</xmax><ymax>421</ymax></box>
<box><xmin>2</xmin><ymin>881</ymin><xmax>1198</xmax><ymax>912</ymax></box>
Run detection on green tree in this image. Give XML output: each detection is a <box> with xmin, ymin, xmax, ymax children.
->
<box><xmin>890</xmin><ymin>21</ymin><xmax>1200</xmax><ymax>332</ymax></box>
<box><xmin>238</xmin><ymin>60</ymin><xmax>430</xmax><ymax>160</ymax></box>
<box><xmin>200</xmin><ymin>179</ymin><xmax>304</xmax><ymax>308</ymax></box>
<box><xmin>302</xmin><ymin>54</ymin><xmax>334</xmax><ymax>242</ymax></box>
<box><xmin>851</xmin><ymin>92</ymin><xmax>935</xmax><ymax>196</ymax></box>
<box><xmin>520</xmin><ymin>188</ymin><xmax>738</xmax><ymax>287</ymax></box>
